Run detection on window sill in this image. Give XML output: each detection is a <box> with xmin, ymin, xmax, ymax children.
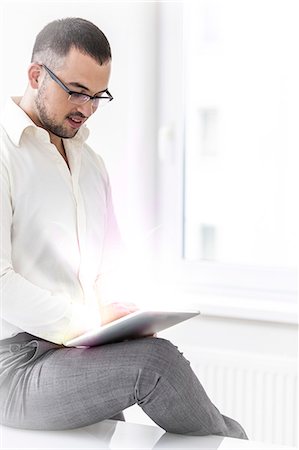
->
<box><xmin>179</xmin><ymin>290</ymin><xmax>298</xmax><ymax>325</ymax></box>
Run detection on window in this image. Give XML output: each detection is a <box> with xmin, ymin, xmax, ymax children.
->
<box><xmin>157</xmin><ymin>1</ymin><xmax>298</xmax><ymax>322</ymax></box>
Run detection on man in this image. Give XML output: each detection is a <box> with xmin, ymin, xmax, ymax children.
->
<box><xmin>0</xmin><ymin>17</ymin><xmax>247</xmax><ymax>438</ymax></box>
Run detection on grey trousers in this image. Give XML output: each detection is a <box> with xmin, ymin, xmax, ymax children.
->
<box><xmin>0</xmin><ymin>333</ymin><xmax>247</xmax><ymax>438</ymax></box>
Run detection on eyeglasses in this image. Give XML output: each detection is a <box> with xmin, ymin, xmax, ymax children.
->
<box><xmin>40</xmin><ymin>64</ymin><xmax>113</xmax><ymax>108</ymax></box>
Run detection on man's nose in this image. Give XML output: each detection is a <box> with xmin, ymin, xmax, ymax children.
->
<box><xmin>76</xmin><ymin>100</ymin><xmax>94</xmax><ymax>118</ymax></box>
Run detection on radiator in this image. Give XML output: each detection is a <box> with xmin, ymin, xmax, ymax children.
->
<box><xmin>187</xmin><ymin>348</ymin><xmax>298</xmax><ymax>447</ymax></box>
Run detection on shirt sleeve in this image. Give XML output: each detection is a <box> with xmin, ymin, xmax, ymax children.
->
<box><xmin>0</xmin><ymin>152</ymin><xmax>99</xmax><ymax>345</ymax></box>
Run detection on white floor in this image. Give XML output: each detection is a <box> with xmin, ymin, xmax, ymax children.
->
<box><xmin>0</xmin><ymin>420</ymin><xmax>296</xmax><ymax>450</ymax></box>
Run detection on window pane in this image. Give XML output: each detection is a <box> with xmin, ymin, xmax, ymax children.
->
<box><xmin>183</xmin><ymin>0</ymin><xmax>299</xmax><ymax>268</ymax></box>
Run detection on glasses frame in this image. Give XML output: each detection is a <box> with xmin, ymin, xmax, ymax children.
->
<box><xmin>39</xmin><ymin>64</ymin><xmax>113</xmax><ymax>107</ymax></box>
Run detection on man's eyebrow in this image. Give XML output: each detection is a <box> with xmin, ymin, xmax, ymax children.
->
<box><xmin>68</xmin><ymin>81</ymin><xmax>108</xmax><ymax>96</ymax></box>
<box><xmin>68</xmin><ymin>81</ymin><xmax>90</xmax><ymax>91</ymax></box>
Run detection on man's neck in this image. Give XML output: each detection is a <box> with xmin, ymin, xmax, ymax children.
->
<box><xmin>18</xmin><ymin>94</ymin><xmax>69</xmax><ymax>167</ymax></box>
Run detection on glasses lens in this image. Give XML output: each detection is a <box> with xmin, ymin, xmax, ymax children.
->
<box><xmin>69</xmin><ymin>93</ymin><xmax>90</xmax><ymax>105</ymax></box>
<box><xmin>69</xmin><ymin>92</ymin><xmax>113</xmax><ymax>107</ymax></box>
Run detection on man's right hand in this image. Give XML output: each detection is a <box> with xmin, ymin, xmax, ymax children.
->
<box><xmin>100</xmin><ymin>302</ymin><xmax>139</xmax><ymax>326</ymax></box>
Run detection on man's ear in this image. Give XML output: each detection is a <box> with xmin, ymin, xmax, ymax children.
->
<box><xmin>28</xmin><ymin>63</ymin><xmax>43</xmax><ymax>89</ymax></box>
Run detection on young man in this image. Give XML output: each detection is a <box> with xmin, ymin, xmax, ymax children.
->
<box><xmin>0</xmin><ymin>17</ymin><xmax>247</xmax><ymax>438</ymax></box>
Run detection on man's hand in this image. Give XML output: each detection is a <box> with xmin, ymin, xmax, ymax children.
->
<box><xmin>100</xmin><ymin>302</ymin><xmax>139</xmax><ymax>326</ymax></box>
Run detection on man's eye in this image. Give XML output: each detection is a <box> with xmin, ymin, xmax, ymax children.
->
<box><xmin>72</xmin><ymin>93</ymin><xmax>87</xmax><ymax>99</ymax></box>
<box><xmin>69</xmin><ymin>93</ymin><xmax>90</xmax><ymax>103</ymax></box>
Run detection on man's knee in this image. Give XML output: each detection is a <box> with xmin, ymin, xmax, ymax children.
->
<box><xmin>131</xmin><ymin>338</ymin><xmax>180</xmax><ymax>404</ymax></box>
<box><xmin>140</xmin><ymin>337</ymin><xmax>182</xmax><ymax>372</ymax></box>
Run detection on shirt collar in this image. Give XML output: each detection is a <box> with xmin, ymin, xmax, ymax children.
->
<box><xmin>2</xmin><ymin>97</ymin><xmax>90</xmax><ymax>147</ymax></box>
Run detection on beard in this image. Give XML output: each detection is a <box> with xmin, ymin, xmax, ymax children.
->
<box><xmin>35</xmin><ymin>88</ymin><xmax>79</xmax><ymax>139</ymax></box>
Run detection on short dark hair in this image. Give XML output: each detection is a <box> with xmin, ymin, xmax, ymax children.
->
<box><xmin>31</xmin><ymin>17</ymin><xmax>111</xmax><ymax>68</ymax></box>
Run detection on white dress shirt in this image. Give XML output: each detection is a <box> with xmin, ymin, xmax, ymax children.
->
<box><xmin>0</xmin><ymin>97</ymin><xmax>122</xmax><ymax>344</ymax></box>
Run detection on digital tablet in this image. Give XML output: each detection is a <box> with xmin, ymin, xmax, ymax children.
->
<box><xmin>65</xmin><ymin>309</ymin><xmax>200</xmax><ymax>347</ymax></box>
